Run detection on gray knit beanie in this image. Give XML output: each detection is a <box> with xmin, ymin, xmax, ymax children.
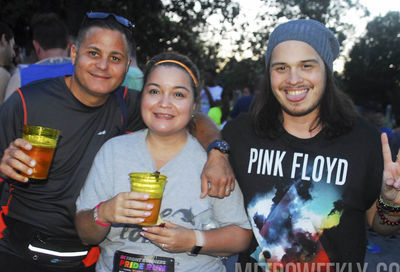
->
<box><xmin>265</xmin><ymin>19</ymin><xmax>340</xmax><ymax>71</ymax></box>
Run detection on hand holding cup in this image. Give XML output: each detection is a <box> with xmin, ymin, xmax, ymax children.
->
<box><xmin>21</xmin><ymin>125</ymin><xmax>61</xmax><ymax>180</ymax></box>
<box><xmin>130</xmin><ymin>172</ymin><xmax>167</xmax><ymax>225</ymax></box>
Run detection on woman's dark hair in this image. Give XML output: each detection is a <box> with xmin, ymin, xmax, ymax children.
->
<box><xmin>250</xmin><ymin>65</ymin><xmax>357</xmax><ymax>139</ymax></box>
<box><xmin>219</xmin><ymin>90</ymin><xmax>232</xmax><ymax>124</ymax></box>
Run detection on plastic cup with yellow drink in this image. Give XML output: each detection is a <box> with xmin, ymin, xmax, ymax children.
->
<box><xmin>129</xmin><ymin>172</ymin><xmax>167</xmax><ymax>225</ymax></box>
<box><xmin>22</xmin><ymin>125</ymin><xmax>61</xmax><ymax>180</ymax></box>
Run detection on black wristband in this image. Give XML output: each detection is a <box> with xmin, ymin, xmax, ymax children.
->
<box><xmin>206</xmin><ymin>140</ymin><xmax>230</xmax><ymax>154</ymax></box>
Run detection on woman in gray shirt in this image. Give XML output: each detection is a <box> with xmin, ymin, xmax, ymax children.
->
<box><xmin>75</xmin><ymin>52</ymin><xmax>252</xmax><ymax>272</ymax></box>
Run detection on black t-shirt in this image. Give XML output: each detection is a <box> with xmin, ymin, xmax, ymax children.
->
<box><xmin>222</xmin><ymin>114</ymin><xmax>382</xmax><ymax>269</ymax></box>
<box><xmin>0</xmin><ymin>77</ymin><xmax>145</xmax><ymax>238</ymax></box>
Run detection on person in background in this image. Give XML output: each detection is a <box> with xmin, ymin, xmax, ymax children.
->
<box><xmin>121</xmin><ymin>37</ymin><xmax>143</xmax><ymax>91</ymax></box>
<box><xmin>358</xmin><ymin>102</ymin><xmax>392</xmax><ymax>135</ymax></box>
<box><xmin>229</xmin><ymin>85</ymin><xmax>254</xmax><ymax>119</ymax></box>
<box><xmin>358</xmin><ymin>102</ymin><xmax>400</xmax><ymax>161</ymax></box>
<box><xmin>0</xmin><ymin>12</ymin><xmax>233</xmax><ymax>272</ymax></box>
<box><xmin>208</xmin><ymin>89</ymin><xmax>232</xmax><ymax>129</ymax></box>
<box><xmin>199</xmin><ymin>69</ymin><xmax>223</xmax><ymax>114</ymax></box>
<box><xmin>0</xmin><ymin>22</ymin><xmax>15</xmax><ymax>104</ymax></box>
<box><xmin>222</xmin><ymin>19</ymin><xmax>400</xmax><ymax>270</ymax></box>
<box><xmin>4</xmin><ymin>12</ymin><xmax>73</xmax><ymax>100</ymax></box>
<box><xmin>75</xmin><ymin>51</ymin><xmax>252</xmax><ymax>272</ymax></box>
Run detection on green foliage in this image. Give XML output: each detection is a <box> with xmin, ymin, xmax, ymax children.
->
<box><xmin>343</xmin><ymin>11</ymin><xmax>400</xmax><ymax>115</ymax></box>
<box><xmin>220</xmin><ymin>0</ymin><xmax>367</xmax><ymax>95</ymax></box>
<box><xmin>219</xmin><ymin>57</ymin><xmax>264</xmax><ymax>93</ymax></box>
<box><xmin>1</xmin><ymin>0</ymin><xmax>388</xmax><ymax>100</ymax></box>
<box><xmin>238</xmin><ymin>0</ymin><xmax>368</xmax><ymax>61</ymax></box>
<box><xmin>0</xmin><ymin>0</ymin><xmax>239</xmax><ymax>73</ymax></box>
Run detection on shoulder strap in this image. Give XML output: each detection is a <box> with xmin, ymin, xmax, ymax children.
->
<box><xmin>16</xmin><ymin>89</ymin><xmax>27</xmax><ymax>125</ymax></box>
<box><xmin>115</xmin><ymin>86</ymin><xmax>128</xmax><ymax>135</ymax></box>
<box><xmin>204</xmin><ymin>86</ymin><xmax>216</xmax><ymax>107</ymax></box>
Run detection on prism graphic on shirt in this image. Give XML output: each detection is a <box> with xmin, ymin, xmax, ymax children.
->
<box><xmin>246</xmin><ymin>150</ymin><xmax>346</xmax><ymax>268</ymax></box>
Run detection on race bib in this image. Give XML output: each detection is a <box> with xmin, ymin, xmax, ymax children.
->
<box><xmin>113</xmin><ymin>250</ymin><xmax>175</xmax><ymax>272</ymax></box>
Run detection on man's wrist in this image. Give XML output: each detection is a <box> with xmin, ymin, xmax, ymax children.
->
<box><xmin>208</xmin><ymin>148</ymin><xmax>229</xmax><ymax>158</ymax></box>
<box><xmin>0</xmin><ymin>170</ymin><xmax>7</xmax><ymax>180</ymax></box>
<box><xmin>376</xmin><ymin>198</ymin><xmax>400</xmax><ymax>226</ymax></box>
<box><xmin>378</xmin><ymin>195</ymin><xmax>400</xmax><ymax>212</ymax></box>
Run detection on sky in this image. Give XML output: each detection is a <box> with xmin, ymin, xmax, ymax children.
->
<box><xmin>212</xmin><ymin>0</ymin><xmax>400</xmax><ymax>72</ymax></box>
<box><xmin>235</xmin><ymin>0</ymin><xmax>400</xmax><ymax>40</ymax></box>
<box><xmin>359</xmin><ymin>0</ymin><xmax>400</xmax><ymax>16</ymax></box>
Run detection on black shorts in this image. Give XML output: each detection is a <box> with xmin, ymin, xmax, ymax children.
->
<box><xmin>0</xmin><ymin>216</ymin><xmax>97</xmax><ymax>271</ymax></box>
<box><xmin>0</xmin><ymin>251</ymin><xmax>95</xmax><ymax>272</ymax></box>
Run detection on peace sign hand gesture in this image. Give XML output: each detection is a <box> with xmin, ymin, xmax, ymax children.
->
<box><xmin>381</xmin><ymin>133</ymin><xmax>400</xmax><ymax>205</ymax></box>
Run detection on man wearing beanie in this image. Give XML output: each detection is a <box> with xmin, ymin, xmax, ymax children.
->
<box><xmin>222</xmin><ymin>19</ymin><xmax>400</xmax><ymax>271</ymax></box>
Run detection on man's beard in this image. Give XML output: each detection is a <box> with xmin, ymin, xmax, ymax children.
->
<box><xmin>280</xmin><ymin>99</ymin><xmax>321</xmax><ymax>117</ymax></box>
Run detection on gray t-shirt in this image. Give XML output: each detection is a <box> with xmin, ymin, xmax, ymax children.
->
<box><xmin>76</xmin><ymin>129</ymin><xmax>250</xmax><ymax>272</ymax></box>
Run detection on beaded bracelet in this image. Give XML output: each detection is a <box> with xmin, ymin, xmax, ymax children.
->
<box><xmin>376</xmin><ymin>206</ymin><xmax>400</xmax><ymax>226</ymax></box>
<box><xmin>377</xmin><ymin>196</ymin><xmax>400</xmax><ymax>213</ymax></box>
<box><xmin>94</xmin><ymin>201</ymin><xmax>111</xmax><ymax>227</ymax></box>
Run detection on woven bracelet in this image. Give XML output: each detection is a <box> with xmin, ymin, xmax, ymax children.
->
<box><xmin>376</xmin><ymin>206</ymin><xmax>400</xmax><ymax>226</ymax></box>
<box><xmin>377</xmin><ymin>196</ymin><xmax>400</xmax><ymax>212</ymax></box>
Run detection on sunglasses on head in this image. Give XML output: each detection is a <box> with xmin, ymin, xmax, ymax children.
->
<box><xmin>85</xmin><ymin>12</ymin><xmax>135</xmax><ymax>30</ymax></box>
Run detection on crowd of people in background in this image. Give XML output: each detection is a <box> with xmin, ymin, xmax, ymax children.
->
<box><xmin>0</xmin><ymin>22</ymin><xmax>15</xmax><ymax>105</ymax></box>
<box><xmin>4</xmin><ymin>13</ymin><xmax>74</xmax><ymax>100</ymax></box>
<box><xmin>0</xmin><ymin>10</ymin><xmax>400</xmax><ymax>272</ymax></box>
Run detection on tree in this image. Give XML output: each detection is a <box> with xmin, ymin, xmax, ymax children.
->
<box><xmin>0</xmin><ymin>0</ymin><xmax>240</xmax><ymax>72</ymax></box>
<box><xmin>218</xmin><ymin>0</ymin><xmax>368</xmax><ymax>97</ymax></box>
<box><xmin>219</xmin><ymin>57</ymin><xmax>264</xmax><ymax>93</ymax></box>
<box><xmin>0</xmin><ymin>0</ymin><xmax>376</xmax><ymax>94</ymax></box>
<box><xmin>343</xmin><ymin>11</ymin><xmax>400</xmax><ymax>119</ymax></box>
<box><xmin>235</xmin><ymin>0</ymin><xmax>368</xmax><ymax>60</ymax></box>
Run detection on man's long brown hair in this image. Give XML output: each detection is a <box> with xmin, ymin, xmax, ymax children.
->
<box><xmin>250</xmin><ymin>65</ymin><xmax>357</xmax><ymax>139</ymax></box>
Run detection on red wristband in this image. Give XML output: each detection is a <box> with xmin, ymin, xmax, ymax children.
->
<box><xmin>94</xmin><ymin>201</ymin><xmax>111</xmax><ymax>227</ymax></box>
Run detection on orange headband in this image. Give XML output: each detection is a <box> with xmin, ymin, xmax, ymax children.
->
<box><xmin>154</xmin><ymin>60</ymin><xmax>198</xmax><ymax>87</ymax></box>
